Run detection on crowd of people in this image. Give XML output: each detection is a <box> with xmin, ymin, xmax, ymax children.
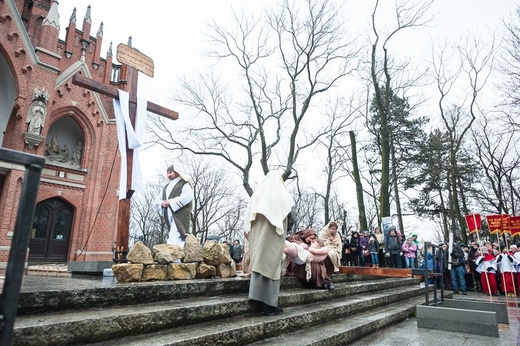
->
<box><xmin>340</xmin><ymin>226</ymin><xmax>419</xmax><ymax>269</ymax></box>
<box><xmin>429</xmin><ymin>240</ymin><xmax>520</xmax><ymax>297</ymax></box>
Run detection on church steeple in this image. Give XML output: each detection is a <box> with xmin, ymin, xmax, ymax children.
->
<box><xmin>70</xmin><ymin>7</ymin><xmax>77</xmax><ymax>24</ymax></box>
<box><xmin>92</xmin><ymin>22</ymin><xmax>103</xmax><ymax>70</ymax></box>
<box><xmin>64</xmin><ymin>7</ymin><xmax>77</xmax><ymax>58</ymax></box>
<box><xmin>42</xmin><ymin>0</ymin><xmax>60</xmax><ymax>30</ymax></box>
<box><xmin>39</xmin><ymin>0</ymin><xmax>60</xmax><ymax>53</ymax></box>
<box><xmin>97</xmin><ymin>22</ymin><xmax>104</xmax><ymax>37</ymax></box>
<box><xmin>103</xmin><ymin>41</ymin><xmax>114</xmax><ymax>84</ymax></box>
<box><xmin>81</xmin><ymin>5</ymin><xmax>92</xmax><ymax>43</ymax></box>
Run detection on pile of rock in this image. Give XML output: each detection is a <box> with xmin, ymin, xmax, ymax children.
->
<box><xmin>112</xmin><ymin>234</ymin><xmax>237</xmax><ymax>282</ymax></box>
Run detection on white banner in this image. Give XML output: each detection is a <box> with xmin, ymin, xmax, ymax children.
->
<box><xmin>113</xmin><ymin>90</ymin><xmax>147</xmax><ymax>199</ymax></box>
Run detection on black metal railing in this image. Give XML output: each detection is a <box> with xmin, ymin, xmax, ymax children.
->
<box><xmin>411</xmin><ymin>241</ymin><xmax>446</xmax><ymax>305</ymax></box>
<box><xmin>0</xmin><ymin>148</ymin><xmax>45</xmax><ymax>345</ymax></box>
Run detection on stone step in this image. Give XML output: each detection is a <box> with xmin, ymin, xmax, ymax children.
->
<box><xmin>14</xmin><ymin>278</ymin><xmax>420</xmax><ymax>346</ymax></box>
<box><xmin>82</xmin><ymin>285</ymin><xmax>424</xmax><ymax>346</ymax></box>
<box><xmin>16</xmin><ymin>273</ymin><xmax>392</xmax><ymax>315</ymax></box>
<box><xmin>249</xmin><ymin>296</ymin><xmax>422</xmax><ymax>346</ymax></box>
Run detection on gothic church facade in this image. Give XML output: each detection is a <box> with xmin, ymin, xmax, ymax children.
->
<box><xmin>0</xmin><ymin>0</ymin><xmax>125</xmax><ymax>266</ymax></box>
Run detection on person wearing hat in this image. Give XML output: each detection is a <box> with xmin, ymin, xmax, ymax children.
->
<box><xmin>157</xmin><ymin>164</ymin><xmax>194</xmax><ymax>248</ymax></box>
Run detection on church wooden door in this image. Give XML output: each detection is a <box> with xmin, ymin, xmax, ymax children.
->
<box><xmin>28</xmin><ymin>198</ymin><xmax>73</xmax><ymax>262</ymax></box>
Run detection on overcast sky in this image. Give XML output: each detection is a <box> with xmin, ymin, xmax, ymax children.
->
<box><xmin>58</xmin><ymin>0</ymin><xmax>518</xmax><ymax>106</ymax></box>
<box><xmin>56</xmin><ymin>1</ymin><xmax>518</xmax><ymax>239</ymax></box>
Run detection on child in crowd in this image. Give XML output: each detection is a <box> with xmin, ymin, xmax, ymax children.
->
<box><xmin>368</xmin><ymin>234</ymin><xmax>379</xmax><ymax>268</ymax></box>
<box><xmin>362</xmin><ymin>246</ymin><xmax>371</xmax><ymax>267</ymax></box>
<box><xmin>401</xmin><ymin>236</ymin><xmax>417</xmax><ymax>269</ymax></box>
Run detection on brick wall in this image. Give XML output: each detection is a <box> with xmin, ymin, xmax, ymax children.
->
<box><xmin>0</xmin><ymin>1</ymin><xmax>123</xmax><ymax>265</ymax></box>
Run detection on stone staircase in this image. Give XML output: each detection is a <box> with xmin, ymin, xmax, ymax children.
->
<box><xmin>13</xmin><ymin>274</ymin><xmax>428</xmax><ymax>345</ymax></box>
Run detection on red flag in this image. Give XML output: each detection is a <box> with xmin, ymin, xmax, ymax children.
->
<box><xmin>464</xmin><ymin>214</ymin><xmax>481</xmax><ymax>234</ymax></box>
<box><xmin>501</xmin><ymin>214</ymin><xmax>511</xmax><ymax>234</ymax></box>
<box><xmin>511</xmin><ymin>216</ymin><xmax>520</xmax><ymax>237</ymax></box>
<box><xmin>486</xmin><ymin>214</ymin><xmax>502</xmax><ymax>234</ymax></box>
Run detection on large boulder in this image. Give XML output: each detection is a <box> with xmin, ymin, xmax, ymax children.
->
<box><xmin>183</xmin><ymin>234</ymin><xmax>203</xmax><ymax>263</ymax></box>
<box><xmin>196</xmin><ymin>263</ymin><xmax>217</xmax><ymax>279</ymax></box>
<box><xmin>141</xmin><ymin>264</ymin><xmax>168</xmax><ymax>281</ymax></box>
<box><xmin>216</xmin><ymin>262</ymin><xmax>237</xmax><ymax>278</ymax></box>
<box><xmin>167</xmin><ymin>263</ymin><xmax>197</xmax><ymax>280</ymax></box>
<box><xmin>126</xmin><ymin>242</ymin><xmax>154</xmax><ymax>265</ymax></box>
<box><xmin>153</xmin><ymin>243</ymin><xmax>184</xmax><ymax>264</ymax></box>
<box><xmin>112</xmin><ymin>263</ymin><xmax>143</xmax><ymax>282</ymax></box>
<box><xmin>218</xmin><ymin>243</ymin><xmax>233</xmax><ymax>264</ymax></box>
<box><xmin>203</xmin><ymin>240</ymin><xmax>222</xmax><ymax>266</ymax></box>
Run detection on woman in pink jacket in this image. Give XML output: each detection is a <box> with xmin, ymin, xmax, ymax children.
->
<box><xmin>401</xmin><ymin>236</ymin><xmax>417</xmax><ymax>269</ymax></box>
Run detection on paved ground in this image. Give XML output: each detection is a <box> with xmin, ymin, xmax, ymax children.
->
<box><xmin>6</xmin><ymin>270</ymin><xmax>520</xmax><ymax>345</ymax></box>
<box><xmin>351</xmin><ymin>289</ymin><xmax>520</xmax><ymax>346</ymax></box>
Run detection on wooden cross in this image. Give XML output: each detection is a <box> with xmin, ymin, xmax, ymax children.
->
<box><xmin>72</xmin><ymin>43</ymin><xmax>178</xmax><ymax>258</ymax></box>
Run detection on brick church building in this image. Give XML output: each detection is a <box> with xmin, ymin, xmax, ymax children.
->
<box><xmin>0</xmin><ymin>0</ymin><xmax>129</xmax><ymax>266</ymax></box>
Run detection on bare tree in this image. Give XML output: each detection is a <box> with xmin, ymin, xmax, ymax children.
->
<box><xmin>471</xmin><ymin>117</ymin><xmax>520</xmax><ymax>215</ymax></box>
<box><xmin>290</xmin><ymin>182</ymin><xmax>323</xmax><ymax>231</ymax></box>
<box><xmin>499</xmin><ymin>6</ymin><xmax>520</xmax><ymax>122</ymax></box>
<box><xmin>314</xmin><ymin>98</ymin><xmax>358</xmax><ymax>223</ymax></box>
<box><xmin>147</xmin><ymin>0</ymin><xmax>359</xmax><ymax>196</ymax></box>
<box><xmin>368</xmin><ymin>0</ymin><xmax>435</xmax><ymax>223</ymax></box>
<box><xmin>180</xmin><ymin>155</ymin><xmax>246</xmax><ymax>243</ymax></box>
<box><xmin>216</xmin><ymin>196</ymin><xmax>246</xmax><ymax>243</ymax></box>
<box><xmin>432</xmin><ymin>35</ymin><xmax>496</xmax><ymax>243</ymax></box>
<box><xmin>130</xmin><ymin>183</ymin><xmax>167</xmax><ymax>248</ymax></box>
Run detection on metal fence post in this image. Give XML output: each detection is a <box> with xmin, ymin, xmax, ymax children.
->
<box><xmin>0</xmin><ymin>148</ymin><xmax>45</xmax><ymax>346</ymax></box>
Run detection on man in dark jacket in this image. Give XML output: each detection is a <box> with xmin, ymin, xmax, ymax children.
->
<box><xmin>450</xmin><ymin>242</ymin><xmax>467</xmax><ymax>295</ymax></box>
<box><xmin>383</xmin><ymin>229</ymin><xmax>402</xmax><ymax>268</ymax></box>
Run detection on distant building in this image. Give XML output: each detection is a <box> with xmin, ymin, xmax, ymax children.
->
<box><xmin>0</xmin><ymin>0</ymin><xmax>128</xmax><ymax>266</ymax></box>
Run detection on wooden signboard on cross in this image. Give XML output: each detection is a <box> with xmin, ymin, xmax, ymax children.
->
<box><xmin>72</xmin><ymin>43</ymin><xmax>178</xmax><ymax>260</ymax></box>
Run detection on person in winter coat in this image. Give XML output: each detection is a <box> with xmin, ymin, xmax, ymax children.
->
<box><xmin>359</xmin><ymin>231</ymin><xmax>370</xmax><ymax>266</ymax></box>
<box><xmin>449</xmin><ymin>242</ymin><xmax>467</xmax><ymax>295</ymax></box>
<box><xmin>374</xmin><ymin>227</ymin><xmax>385</xmax><ymax>267</ymax></box>
<box><xmin>383</xmin><ymin>229</ymin><xmax>402</xmax><ymax>268</ymax></box>
<box><xmin>368</xmin><ymin>234</ymin><xmax>380</xmax><ymax>268</ymax></box>
<box><xmin>348</xmin><ymin>231</ymin><xmax>361</xmax><ymax>266</ymax></box>
<box><xmin>401</xmin><ymin>236</ymin><xmax>417</xmax><ymax>269</ymax></box>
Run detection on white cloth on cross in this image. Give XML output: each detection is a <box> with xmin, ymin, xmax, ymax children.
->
<box><xmin>113</xmin><ymin>89</ymin><xmax>148</xmax><ymax>199</ymax></box>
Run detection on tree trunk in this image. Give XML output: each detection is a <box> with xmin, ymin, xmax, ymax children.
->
<box><xmin>350</xmin><ymin>131</ymin><xmax>367</xmax><ymax>231</ymax></box>
<box><xmin>390</xmin><ymin>141</ymin><xmax>404</xmax><ymax>237</ymax></box>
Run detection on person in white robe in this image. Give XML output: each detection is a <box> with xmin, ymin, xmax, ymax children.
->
<box><xmin>155</xmin><ymin>165</ymin><xmax>194</xmax><ymax>248</ymax></box>
<box><xmin>245</xmin><ymin>171</ymin><xmax>294</xmax><ymax>316</ymax></box>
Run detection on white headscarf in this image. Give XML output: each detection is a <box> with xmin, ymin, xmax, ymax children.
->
<box><xmin>244</xmin><ymin>171</ymin><xmax>294</xmax><ymax>235</ymax></box>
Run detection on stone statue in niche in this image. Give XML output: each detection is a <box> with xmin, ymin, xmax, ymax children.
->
<box><xmin>25</xmin><ymin>88</ymin><xmax>49</xmax><ymax>135</ymax></box>
<box><xmin>46</xmin><ymin>135</ymin><xmax>60</xmax><ymax>156</ymax></box>
<box><xmin>26</xmin><ymin>100</ymin><xmax>47</xmax><ymax>134</ymax></box>
<box><xmin>72</xmin><ymin>141</ymin><xmax>83</xmax><ymax>165</ymax></box>
<box><xmin>44</xmin><ymin>135</ymin><xmax>83</xmax><ymax>169</ymax></box>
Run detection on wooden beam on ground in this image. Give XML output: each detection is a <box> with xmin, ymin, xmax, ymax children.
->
<box><xmin>339</xmin><ymin>266</ymin><xmax>414</xmax><ymax>278</ymax></box>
